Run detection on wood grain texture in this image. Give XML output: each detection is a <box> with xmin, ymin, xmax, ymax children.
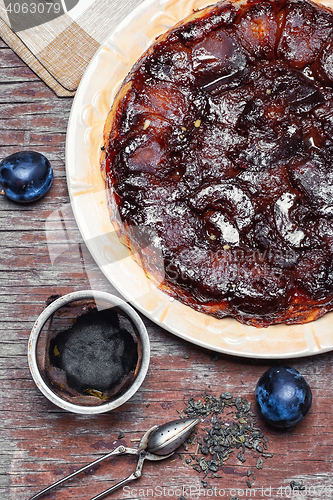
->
<box><xmin>1</xmin><ymin>38</ymin><xmax>333</xmax><ymax>500</ymax></box>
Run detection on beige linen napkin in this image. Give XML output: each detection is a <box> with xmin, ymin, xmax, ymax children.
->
<box><xmin>0</xmin><ymin>0</ymin><xmax>146</xmax><ymax>96</ymax></box>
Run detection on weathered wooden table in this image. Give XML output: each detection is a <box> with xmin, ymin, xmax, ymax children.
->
<box><xmin>1</xmin><ymin>37</ymin><xmax>333</xmax><ymax>500</ymax></box>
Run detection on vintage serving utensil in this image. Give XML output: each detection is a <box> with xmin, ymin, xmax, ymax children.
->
<box><xmin>28</xmin><ymin>417</ymin><xmax>200</xmax><ymax>500</ymax></box>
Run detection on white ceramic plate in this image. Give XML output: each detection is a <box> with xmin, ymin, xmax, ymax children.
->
<box><xmin>66</xmin><ymin>0</ymin><xmax>333</xmax><ymax>359</ymax></box>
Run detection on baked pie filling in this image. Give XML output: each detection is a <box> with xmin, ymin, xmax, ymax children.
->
<box><xmin>101</xmin><ymin>0</ymin><xmax>333</xmax><ymax>327</ymax></box>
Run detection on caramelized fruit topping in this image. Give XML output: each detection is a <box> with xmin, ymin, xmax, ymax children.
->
<box><xmin>102</xmin><ymin>0</ymin><xmax>333</xmax><ymax>326</ymax></box>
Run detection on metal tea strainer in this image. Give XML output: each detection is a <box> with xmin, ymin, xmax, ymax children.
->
<box><xmin>28</xmin><ymin>417</ymin><xmax>200</xmax><ymax>500</ymax></box>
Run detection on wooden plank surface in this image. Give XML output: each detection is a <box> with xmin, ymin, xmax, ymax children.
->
<box><xmin>1</xmin><ymin>38</ymin><xmax>333</xmax><ymax>500</ymax></box>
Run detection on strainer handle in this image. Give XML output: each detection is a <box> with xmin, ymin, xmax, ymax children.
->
<box><xmin>28</xmin><ymin>446</ymin><xmax>138</xmax><ymax>500</ymax></box>
<box><xmin>89</xmin><ymin>450</ymin><xmax>147</xmax><ymax>500</ymax></box>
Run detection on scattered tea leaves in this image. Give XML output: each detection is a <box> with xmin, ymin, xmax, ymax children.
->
<box><xmin>290</xmin><ymin>480</ymin><xmax>305</xmax><ymax>491</ymax></box>
<box><xmin>179</xmin><ymin>392</ymin><xmax>273</xmax><ymax>488</ymax></box>
<box><xmin>256</xmin><ymin>458</ymin><xmax>264</xmax><ymax>470</ymax></box>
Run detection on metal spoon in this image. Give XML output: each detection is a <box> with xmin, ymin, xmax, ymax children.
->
<box><xmin>28</xmin><ymin>417</ymin><xmax>200</xmax><ymax>500</ymax></box>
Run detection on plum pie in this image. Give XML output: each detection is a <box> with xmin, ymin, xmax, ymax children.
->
<box><xmin>101</xmin><ymin>0</ymin><xmax>333</xmax><ymax>327</ymax></box>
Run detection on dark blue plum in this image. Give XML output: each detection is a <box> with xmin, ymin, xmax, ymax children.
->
<box><xmin>0</xmin><ymin>151</ymin><xmax>53</xmax><ymax>203</ymax></box>
<box><xmin>255</xmin><ymin>366</ymin><xmax>312</xmax><ymax>429</ymax></box>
